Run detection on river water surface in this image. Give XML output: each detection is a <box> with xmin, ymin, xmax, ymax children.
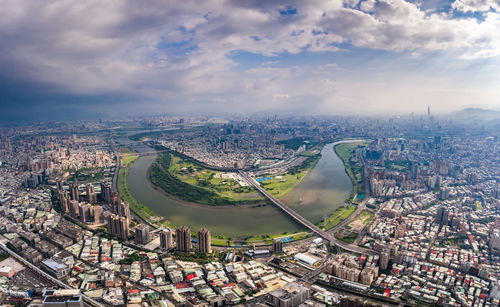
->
<box><xmin>118</xmin><ymin>134</ymin><xmax>353</xmax><ymax>237</ymax></box>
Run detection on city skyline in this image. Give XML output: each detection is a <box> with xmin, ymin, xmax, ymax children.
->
<box><xmin>1</xmin><ymin>0</ymin><xmax>500</xmax><ymax>120</ymax></box>
<box><xmin>0</xmin><ymin>114</ymin><xmax>498</xmax><ymax>305</ymax></box>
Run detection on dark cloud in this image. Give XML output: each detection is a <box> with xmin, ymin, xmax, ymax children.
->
<box><xmin>0</xmin><ymin>0</ymin><xmax>499</xmax><ymax>120</ymax></box>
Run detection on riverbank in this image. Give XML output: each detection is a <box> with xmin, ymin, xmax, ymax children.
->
<box><xmin>148</xmin><ymin>150</ymin><xmax>322</xmax><ymax>207</ymax></box>
<box><xmin>118</xmin><ymin>139</ymin><xmax>362</xmax><ymax>241</ymax></box>
<box><xmin>117</xmin><ymin>159</ymin><xmax>164</xmax><ymax>226</ymax></box>
<box><xmin>150</xmin><ymin>153</ymin><xmax>261</xmax><ymax>206</ymax></box>
<box><xmin>166</xmin><ymin>152</ymin><xmax>264</xmax><ymax>202</ymax></box>
<box><xmin>334</xmin><ymin>141</ymin><xmax>370</xmax><ymax>196</ymax></box>
<box><xmin>147</xmin><ymin>167</ymin><xmax>268</xmax><ymax>210</ymax></box>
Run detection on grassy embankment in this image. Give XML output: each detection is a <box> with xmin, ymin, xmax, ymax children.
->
<box><xmin>334</xmin><ymin>141</ymin><xmax>370</xmax><ymax>196</ymax></box>
<box><xmin>318</xmin><ymin>206</ymin><xmax>356</xmax><ymax>230</ymax></box>
<box><xmin>117</xmin><ymin>153</ymin><xmax>157</xmax><ymax>223</ymax></box>
<box><xmin>150</xmin><ymin>153</ymin><xmax>261</xmax><ymax>206</ymax></box>
<box><xmin>259</xmin><ymin>154</ymin><xmax>321</xmax><ymax>199</ymax></box>
<box><xmin>244</xmin><ymin>232</ymin><xmax>310</xmax><ymax>245</ymax></box>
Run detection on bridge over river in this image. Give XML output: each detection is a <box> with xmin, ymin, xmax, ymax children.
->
<box><xmin>238</xmin><ymin>171</ymin><xmax>377</xmax><ymax>255</ymax></box>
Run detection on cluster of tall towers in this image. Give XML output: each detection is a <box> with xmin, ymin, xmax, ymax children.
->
<box><xmin>153</xmin><ymin>226</ymin><xmax>211</xmax><ymax>253</ymax></box>
<box><xmin>58</xmin><ymin>181</ymin><xmax>215</xmax><ymax>254</ymax></box>
<box><xmin>57</xmin><ymin>181</ymin><xmax>104</xmax><ymax>224</ymax></box>
<box><xmin>107</xmin><ymin>195</ymin><xmax>130</xmax><ymax>240</ymax></box>
<box><xmin>59</xmin><ymin>180</ymin><xmax>111</xmax><ymax>207</ymax></box>
<box><xmin>56</xmin><ymin>180</ymin><xmax>130</xmax><ymax>240</ymax></box>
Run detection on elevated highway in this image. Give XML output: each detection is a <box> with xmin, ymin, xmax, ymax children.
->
<box><xmin>238</xmin><ymin>171</ymin><xmax>376</xmax><ymax>255</ymax></box>
<box><xmin>0</xmin><ymin>242</ymin><xmax>103</xmax><ymax>307</ymax></box>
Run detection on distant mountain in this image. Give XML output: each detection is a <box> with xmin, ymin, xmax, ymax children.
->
<box><xmin>447</xmin><ymin>108</ymin><xmax>500</xmax><ymax>132</ymax></box>
<box><xmin>451</xmin><ymin>108</ymin><xmax>500</xmax><ymax>121</ymax></box>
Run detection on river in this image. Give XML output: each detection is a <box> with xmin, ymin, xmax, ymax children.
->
<box><xmin>117</xmin><ymin>134</ymin><xmax>353</xmax><ymax>237</ymax></box>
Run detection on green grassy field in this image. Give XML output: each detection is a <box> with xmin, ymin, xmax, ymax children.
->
<box><xmin>151</xmin><ymin>153</ymin><xmax>262</xmax><ymax>206</ymax></box>
<box><xmin>334</xmin><ymin>141</ymin><xmax>369</xmax><ymax>195</ymax></box>
<box><xmin>359</xmin><ymin>210</ymin><xmax>374</xmax><ymax>223</ymax></box>
<box><xmin>244</xmin><ymin>232</ymin><xmax>310</xmax><ymax>245</ymax></box>
<box><xmin>118</xmin><ymin>146</ymin><xmax>135</xmax><ymax>153</ymax></box>
<box><xmin>68</xmin><ymin>167</ymin><xmax>111</xmax><ymax>183</ymax></box>
<box><xmin>385</xmin><ymin>160</ymin><xmax>411</xmax><ymax>171</ymax></box>
<box><xmin>168</xmin><ymin>155</ymin><xmax>263</xmax><ymax>202</ymax></box>
<box><xmin>121</xmin><ymin>155</ymin><xmax>139</xmax><ymax>166</ymax></box>
<box><xmin>349</xmin><ymin>210</ymin><xmax>374</xmax><ymax>229</ymax></box>
<box><xmin>259</xmin><ymin>154</ymin><xmax>321</xmax><ymax>198</ymax></box>
<box><xmin>339</xmin><ymin>232</ymin><xmax>359</xmax><ymax>244</ymax></box>
<box><xmin>259</xmin><ymin>173</ymin><xmax>306</xmax><ymax>198</ymax></box>
<box><xmin>318</xmin><ymin>206</ymin><xmax>356</xmax><ymax>230</ymax></box>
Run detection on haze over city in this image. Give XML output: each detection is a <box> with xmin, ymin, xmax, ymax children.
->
<box><xmin>1</xmin><ymin>1</ymin><xmax>500</xmax><ymax>307</ymax></box>
<box><xmin>1</xmin><ymin>0</ymin><xmax>500</xmax><ymax>120</ymax></box>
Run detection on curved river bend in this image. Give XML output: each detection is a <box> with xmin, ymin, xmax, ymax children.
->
<box><xmin>119</xmin><ymin>136</ymin><xmax>353</xmax><ymax>237</ymax></box>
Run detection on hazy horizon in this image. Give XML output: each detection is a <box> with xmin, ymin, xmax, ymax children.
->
<box><xmin>1</xmin><ymin>0</ymin><xmax>500</xmax><ymax>120</ymax></box>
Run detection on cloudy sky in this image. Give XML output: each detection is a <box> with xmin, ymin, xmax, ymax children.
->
<box><xmin>1</xmin><ymin>0</ymin><xmax>500</xmax><ymax>120</ymax></box>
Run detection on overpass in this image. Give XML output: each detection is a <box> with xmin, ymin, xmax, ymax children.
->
<box><xmin>238</xmin><ymin>171</ymin><xmax>376</xmax><ymax>255</ymax></box>
<box><xmin>0</xmin><ymin>242</ymin><xmax>104</xmax><ymax>307</ymax></box>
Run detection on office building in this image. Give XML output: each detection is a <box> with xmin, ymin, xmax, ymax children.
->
<box><xmin>160</xmin><ymin>229</ymin><xmax>172</xmax><ymax>249</ymax></box>
<box><xmin>69</xmin><ymin>200</ymin><xmax>79</xmax><ymax>219</ymax></box>
<box><xmin>490</xmin><ymin>229</ymin><xmax>500</xmax><ymax>255</ymax></box>
<box><xmin>69</xmin><ymin>182</ymin><xmax>79</xmax><ymax>201</ymax></box>
<box><xmin>107</xmin><ymin>214</ymin><xmax>129</xmax><ymax>240</ymax></box>
<box><xmin>42</xmin><ymin>289</ymin><xmax>83</xmax><ymax>307</ymax></box>
<box><xmin>435</xmin><ymin>206</ymin><xmax>449</xmax><ymax>225</ymax></box>
<box><xmin>272</xmin><ymin>239</ymin><xmax>283</xmax><ymax>253</ymax></box>
<box><xmin>108</xmin><ymin>214</ymin><xmax>118</xmax><ymax>236</ymax></box>
<box><xmin>100</xmin><ymin>182</ymin><xmax>112</xmax><ymax>203</ymax></box>
<box><xmin>111</xmin><ymin>198</ymin><xmax>130</xmax><ymax>219</ymax></box>
<box><xmin>86</xmin><ymin>184</ymin><xmax>96</xmax><ymax>204</ymax></box>
<box><xmin>91</xmin><ymin>206</ymin><xmax>103</xmax><ymax>224</ymax></box>
<box><xmin>40</xmin><ymin>259</ymin><xmax>70</xmax><ymax>279</ymax></box>
<box><xmin>439</xmin><ymin>188</ymin><xmax>449</xmax><ymax>200</ymax></box>
<box><xmin>58</xmin><ymin>189</ymin><xmax>70</xmax><ymax>213</ymax></box>
<box><xmin>395</xmin><ymin>223</ymin><xmax>406</xmax><ymax>239</ymax></box>
<box><xmin>135</xmin><ymin>224</ymin><xmax>150</xmax><ymax>245</ymax></box>
<box><xmin>176</xmin><ymin>226</ymin><xmax>192</xmax><ymax>252</ymax></box>
<box><xmin>197</xmin><ymin>228</ymin><xmax>212</xmax><ymax>253</ymax></box>
<box><xmin>380</xmin><ymin>251</ymin><xmax>390</xmax><ymax>270</ymax></box>
<box><xmin>78</xmin><ymin>203</ymin><xmax>91</xmax><ymax>224</ymax></box>
<box><xmin>268</xmin><ymin>282</ymin><xmax>310</xmax><ymax>307</ymax></box>
<box><xmin>119</xmin><ymin>217</ymin><xmax>129</xmax><ymax>240</ymax></box>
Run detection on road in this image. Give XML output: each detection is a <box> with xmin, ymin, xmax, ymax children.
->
<box><xmin>0</xmin><ymin>242</ymin><xmax>104</xmax><ymax>307</ymax></box>
<box><xmin>238</xmin><ymin>171</ymin><xmax>377</xmax><ymax>255</ymax></box>
<box><xmin>331</xmin><ymin>198</ymin><xmax>368</xmax><ymax>231</ymax></box>
<box><xmin>111</xmin><ymin>143</ymin><xmax>120</xmax><ymax>193</ymax></box>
